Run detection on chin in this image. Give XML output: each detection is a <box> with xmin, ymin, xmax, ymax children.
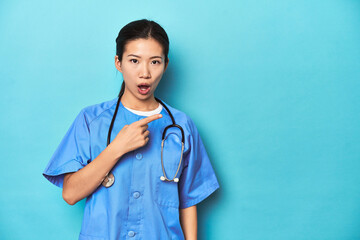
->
<box><xmin>137</xmin><ymin>93</ymin><xmax>154</xmax><ymax>100</ymax></box>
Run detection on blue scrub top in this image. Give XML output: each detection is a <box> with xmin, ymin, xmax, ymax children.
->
<box><xmin>43</xmin><ymin>97</ymin><xmax>220</xmax><ymax>240</ymax></box>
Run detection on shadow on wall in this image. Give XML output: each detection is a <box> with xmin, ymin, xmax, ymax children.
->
<box><xmin>198</xmin><ymin>188</ymin><xmax>222</xmax><ymax>239</ymax></box>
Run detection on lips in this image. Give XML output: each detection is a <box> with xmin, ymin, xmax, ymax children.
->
<box><xmin>137</xmin><ymin>83</ymin><xmax>151</xmax><ymax>95</ymax></box>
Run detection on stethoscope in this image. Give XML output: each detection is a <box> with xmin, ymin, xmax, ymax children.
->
<box><xmin>101</xmin><ymin>94</ymin><xmax>185</xmax><ymax>188</ymax></box>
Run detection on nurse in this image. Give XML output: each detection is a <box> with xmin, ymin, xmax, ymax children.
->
<box><xmin>43</xmin><ymin>19</ymin><xmax>220</xmax><ymax>240</ymax></box>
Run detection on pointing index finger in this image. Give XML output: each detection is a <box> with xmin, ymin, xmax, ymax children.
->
<box><xmin>138</xmin><ymin>114</ymin><xmax>162</xmax><ymax>126</ymax></box>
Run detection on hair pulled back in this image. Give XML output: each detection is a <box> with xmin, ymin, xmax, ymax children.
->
<box><xmin>115</xmin><ymin>19</ymin><xmax>170</xmax><ymax>97</ymax></box>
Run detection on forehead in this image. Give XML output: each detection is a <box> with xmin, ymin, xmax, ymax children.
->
<box><xmin>123</xmin><ymin>38</ymin><xmax>164</xmax><ymax>56</ymax></box>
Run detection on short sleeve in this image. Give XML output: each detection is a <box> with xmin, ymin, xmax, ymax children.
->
<box><xmin>178</xmin><ymin>117</ymin><xmax>220</xmax><ymax>209</ymax></box>
<box><xmin>42</xmin><ymin>109</ymin><xmax>91</xmax><ymax>188</ymax></box>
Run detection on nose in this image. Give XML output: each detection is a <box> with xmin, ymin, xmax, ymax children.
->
<box><xmin>139</xmin><ymin>63</ymin><xmax>151</xmax><ymax>79</ymax></box>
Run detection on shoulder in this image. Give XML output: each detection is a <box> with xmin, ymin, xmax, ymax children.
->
<box><xmin>80</xmin><ymin>97</ymin><xmax>118</xmax><ymax>126</ymax></box>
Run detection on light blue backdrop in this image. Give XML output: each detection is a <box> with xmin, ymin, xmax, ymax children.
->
<box><xmin>1</xmin><ymin>0</ymin><xmax>360</xmax><ymax>239</ymax></box>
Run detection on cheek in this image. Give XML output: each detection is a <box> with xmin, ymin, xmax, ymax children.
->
<box><xmin>122</xmin><ymin>69</ymin><xmax>137</xmax><ymax>83</ymax></box>
<box><xmin>152</xmin><ymin>73</ymin><xmax>163</xmax><ymax>86</ymax></box>
<box><xmin>153</xmin><ymin>67</ymin><xmax>165</xmax><ymax>79</ymax></box>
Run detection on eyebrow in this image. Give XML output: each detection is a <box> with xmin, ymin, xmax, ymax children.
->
<box><xmin>127</xmin><ymin>54</ymin><xmax>163</xmax><ymax>59</ymax></box>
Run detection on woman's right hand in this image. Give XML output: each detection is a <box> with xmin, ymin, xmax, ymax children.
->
<box><xmin>109</xmin><ymin>113</ymin><xmax>163</xmax><ymax>158</ymax></box>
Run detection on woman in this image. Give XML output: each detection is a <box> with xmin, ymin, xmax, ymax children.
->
<box><xmin>43</xmin><ymin>19</ymin><xmax>219</xmax><ymax>240</ymax></box>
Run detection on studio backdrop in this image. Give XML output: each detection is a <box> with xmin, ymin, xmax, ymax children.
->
<box><xmin>0</xmin><ymin>0</ymin><xmax>360</xmax><ymax>239</ymax></box>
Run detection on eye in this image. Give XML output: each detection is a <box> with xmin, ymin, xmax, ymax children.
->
<box><xmin>130</xmin><ymin>59</ymin><xmax>138</xmax><ymax>64</ymax></box>
<box><xmin>151</xmin><ymin>60</ymin><xmax>161</xmax><ymax>64</ymax></box>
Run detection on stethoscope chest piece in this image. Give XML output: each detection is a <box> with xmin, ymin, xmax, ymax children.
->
<box><xmin>102</xmin><ymin>172</ymin><xmax>115</xmax><ymax>187</ymax></box>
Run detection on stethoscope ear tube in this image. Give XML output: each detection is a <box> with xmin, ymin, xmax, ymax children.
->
<box><xmin>107</xmin><ymin>94</ymin><xmax>122</xmax><ymax>146</ymax></box>
<box><xmin>102</xmin><ymin>95</ymin><xmax>122</xmax><ymax>188</ymax></box>
<box><xmin>162</xmin><ymin>124</ymin><xmax>185</xmax><ymax>144</ymax></box>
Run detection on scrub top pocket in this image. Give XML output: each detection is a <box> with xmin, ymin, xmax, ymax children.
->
<box><xmin>153</xmin><ymin>131</ymin><xmax>184</xmax><ymax>208</ymax></box>
<box><xmin>153</xmin><ymin>160</ymin><xmax>184</xmax><ymax>209</ymax></box>
<box><xmin>155</xmin><ymin>176</ymin><xmax>180</xmax><ymax>208</ymax></box>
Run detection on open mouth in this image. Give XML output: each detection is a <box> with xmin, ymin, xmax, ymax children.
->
<box><xmin>138</xmin><ymin>83</ymin><xmax>151</xmax><ymax>95</ymax></box>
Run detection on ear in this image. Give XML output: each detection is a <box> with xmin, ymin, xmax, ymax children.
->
<box><xmin>115</xmin><ymin>55</ymin><xmax>123</xmax><ymax>73</ymax></box>
<box><xmin>164</xmin><ymin>58</ymin><xmax>169</xmax><ymax>71</ymax></box>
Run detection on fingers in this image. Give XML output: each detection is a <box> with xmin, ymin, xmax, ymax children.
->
<box><xmin>140</xmin><ymin>124</ymin><xmax>148</xmax><ymax>133</ymax></box>
<box><xmin>137</xmin><ymin>114</ymin><xmax>162</xmax><ymax>126</ymax></box>
<box><xmin>143</xmin><ymin>130</ymin><xmax>150</xmax><ymax>138</ymax></box>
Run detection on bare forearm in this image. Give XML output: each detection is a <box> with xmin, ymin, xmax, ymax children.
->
<box><xmin>62</xmin><ymin>144</ymin><xmax>123</xmax><ymax>205</ymax></box>
<box><xmin>180</xmin><ymin>205</ymin><xmax>197</xmax><ymax>240</ymax></box>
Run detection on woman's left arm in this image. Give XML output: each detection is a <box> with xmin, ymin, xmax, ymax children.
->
<box><xmin>179</xmin><ymin>205</ymin><xmax>197</xmax><ymax>240</ymax></box>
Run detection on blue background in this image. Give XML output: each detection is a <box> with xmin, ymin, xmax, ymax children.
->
<box><xmin>1</xmin><ymin>0</ymin><xmax>360</xmax><ymax>239</ymax></box>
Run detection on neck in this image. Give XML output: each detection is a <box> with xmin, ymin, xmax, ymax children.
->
<box><xmin>121</xmin><ymin>90</ymin><xmax>159</xmax><ymax>111</ymax></box>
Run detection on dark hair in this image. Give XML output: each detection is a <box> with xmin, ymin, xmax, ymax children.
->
<box><xmin>116</xmin><ymin>19</ymin><xmax>170</xmax><ymax>97</ymax></box>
